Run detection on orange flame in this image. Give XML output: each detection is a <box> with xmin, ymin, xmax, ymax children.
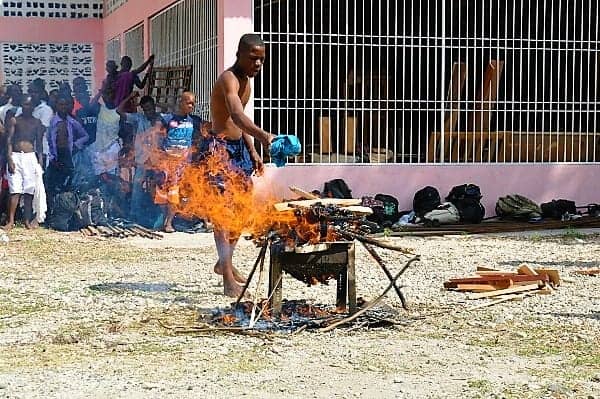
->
<box><xmin>139</xmin><ymin>123</ymin><xmax>297</xmax><ymax>237</ymax></box>
<box><xmin>137</xmin><ymin>123</ymin><xmax>344</xmax><ymax>242</ymax></box>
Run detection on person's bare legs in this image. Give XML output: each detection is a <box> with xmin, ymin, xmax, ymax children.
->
<box><xmin>163</xmin><ymin>205</ymin><xmax>175</xmax><ymax>233</ymax></box>
<box><xmin>23</xmin><ymin>194</ymin><xmax>37</xmax><ymax>229</ymax></box>
<box><xmin>2</xmin><ymin>193</ymin><xmax>20</xmax><ymax>230</ymax></box>
<box><xmin>213</xmin><ymin>228</ymin><xmax>247</xmax><ymax>284</ymax></box>
<box><xmin>213</xmin><ymin>229</ymin><xmax>247</xmax><ymax>297</ymax></box>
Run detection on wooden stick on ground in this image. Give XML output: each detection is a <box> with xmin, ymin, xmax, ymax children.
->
<box><xmin>467</xmin><ymin>283</ymin><xmax>541</xmax><ymax>300</ymax></box>
<box><xmin>361</xmin><ymin>242</ymin><xmax>408</xmax><ymax>309</ymax></box>
<box><xmin>320</xmin><ymin>255</ymin><xmax>420</xmax><ymax>332</ymax></box>
<box><xmin>234</xmin><ymin>243</ymin><xmax>268</xmax><ymax>307</ymax></box>
<box><xmin>466</xmin><ymin>293</ymin><xmax>530</xmax><ymax>311</ymax></box>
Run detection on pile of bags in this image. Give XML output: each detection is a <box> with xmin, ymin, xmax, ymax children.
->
<box><xmin>317</xmin><ymin>178</ymin><xmax>598</xmax><ymax>230</ymax></box>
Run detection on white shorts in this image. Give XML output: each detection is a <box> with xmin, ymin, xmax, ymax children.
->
<box><xmin>6</xmin><ymin>152</ymin><xmax>39</xmax><ymax>195</ymax></box>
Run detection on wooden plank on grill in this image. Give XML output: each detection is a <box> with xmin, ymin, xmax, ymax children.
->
<box><xmin>341</xmin><ymin>205</ymin><xmax>373</xmax><ymax>215</ymax></box>
<box><xmin>274</xmin><ymin>198</ymin><xmax>362</xmax><ymax>212</ymax></box>
<box><xmin>289</xmin><ymin>186</ymin><xmax>320</xmax><ymax>200</ymax></box>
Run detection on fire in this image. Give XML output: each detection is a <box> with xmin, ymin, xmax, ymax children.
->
<box><xmin>221</xmin><ymin>314</ymin><xmax>237</xmax><ymax>325</ymax></box>
<box><xmin>139</xmin><ymin>123</ymin><xmax>342</xmax><ymax>245</ymax></box>
<box><xmin>141</xmin><ymin>123</ymin><xmax>297</xmax><ymax>237</ymax></box>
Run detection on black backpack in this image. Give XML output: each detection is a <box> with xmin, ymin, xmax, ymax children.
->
<box><xmin>446</xmin><ymin>184</ymin><xmax>485</xmax><ymax>224</ymax></box>
<box><xmin>48</xmin><ymin>191</ymin><xmax>80</xmax><ymax>231</ymax></box>
<box><xmin>540</xmin><ymin>199</ymin><xmax>577</xmax><ymax>219</ymax></box>
<box><xmin>446</xmin><ymin>184</ymin><xmax>483</xmax><ymax>202</ymax></box>
<box><xmin>366</xmin><ymin>194</ymin><xmax>400</xmax><ymax>225</ymax></box>
<box><xmin>323</xmin><ymin>179</ymin><xmax>352</xmax><ymax>199</ymax></box>
<box><xmin>453</xmin><ymin>200</ymin><xmax>485</xmax><ymax>223</ymax></box>
<box><xmin>75</xmin><ymin>189</ymin><xmax>108</xmax><ymax>228</ymax></box>
<box><xmin>413</xmin><ymin>186</ymin><xmax>441</xmax><ymax>217</ymax></box>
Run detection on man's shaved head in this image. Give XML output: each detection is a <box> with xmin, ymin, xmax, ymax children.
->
<box><xmin>177</xmin><ymin>91</ymin><xmax>196</xmax><ymax>116</ymax></box>
<box><xmin>238</xmin><ymin>34</ymin><xmax>265</xmax><ymax>53</ymax></box>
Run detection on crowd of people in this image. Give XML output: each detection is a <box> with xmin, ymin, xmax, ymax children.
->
<box><xmin>2</xmin><ymin>34</ymin><xmax>281</xmax><ymax>297</ymax></box>
<box><xmin>0</xmin><ymin>53</ymin><xmax>211</xmax><ymax>233</ymax></box>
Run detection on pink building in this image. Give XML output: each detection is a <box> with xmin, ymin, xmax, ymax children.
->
<box><xmin>1</xmin><ymin>0</ymin><xmax>598</xmax><ymax>213</ymax></box>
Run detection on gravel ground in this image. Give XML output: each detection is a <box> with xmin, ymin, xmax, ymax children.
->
<box><xmin>0</xmin><ymin>227</ymin><xmax>599</xmax><ymax>399</ymax></box>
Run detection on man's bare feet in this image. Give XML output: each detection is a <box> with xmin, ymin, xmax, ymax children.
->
<box><xmin>214</xmin><ymin>262</ymin><xmax>247</xmax><ymax>284</ymax></box>
<box><xmin>223</xmin><ymin>279</ymin><xmax>246</xmax><ymax>298</ymax></box>
<box><xmin>1</xmin><ymin>223</ymin><xmax>14</xmax><ymax>231</ymax></box>
<box><xmin>25</xmin><ymin>220</ymin><xmax>39</xmax><ymax>229</ymax></box>
<box><xmin>163</xmin><ymin>224</ymin><xmax>175</xmax><ymax>233</ymax></box>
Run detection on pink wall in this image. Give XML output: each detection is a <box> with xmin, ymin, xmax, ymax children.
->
<box><xmin>255</xmin><ymin>164</ymin><xmax>600</xmax><ymax>215</ymax></box>
<box><xmin>217</xmin><ymin>0</ymin><xmax>254</xmax><ymax>118</ymax></box>
<box><xmin>0</xmin><ymin>17</ymin><xmax>104</xmax><ymax>90</ymax></box>
<box><xmin>102</xmin><ymin>0</ymin><xmax>175</xmax><ymax>46</ymax></box>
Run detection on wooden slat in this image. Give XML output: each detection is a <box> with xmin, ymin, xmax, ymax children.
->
<box><xmin>467</xmin><ymin>283</ymin><xmax>541</xmax><ymax>300</ymax></box>
<box><xmin>467</xmin><ymin>60</ymin><xmax>505</xmax><ymax>133</ymax></box>
<box><xmin>319</xmin><ymin>116</ymin><xmax>331</xmax><ymax>154</ymax></box>
<box><xmin>443</xmin><ymin>62</ymin><xmax>467</xmax><ymax>134</ymax></box>
<box><xmin>345</xmin><ymin>116</ymin><xmax>356</xmax><ymax>155</ymax></box>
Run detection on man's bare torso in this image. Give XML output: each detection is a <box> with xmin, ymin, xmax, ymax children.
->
<box><xmin>12</xmin><ymin>116</ymin><xmax>41</xmax><ymax>153</ymax></box>
<box><xmin>210</xmin><ymin>69</ymin><xmax>250</xmax><ymax>140</ymax></box>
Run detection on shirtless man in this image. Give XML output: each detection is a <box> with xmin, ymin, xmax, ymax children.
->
<box><xmin>208</xmin><ymin>33</ymin><xmax>275</xmax><ymax>297</ymax></box>
<box><xmin>3</xmin><ymin>96</ymin><xmax>44</xmax><ymax>230</ymax></box>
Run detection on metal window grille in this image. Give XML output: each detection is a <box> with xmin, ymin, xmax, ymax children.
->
<box><xmin>0</xmin><ymin>1</ymin><xmax>103</xmax><ymax>18</ymax></box>
<box><xmin>105</xmin><ymin>0</ymin><xmax>128</xmax><ymax>15</ymax></box>
<box><xmin>124</xmin><ymin>24</ymin><xmax>145</xmax><ymax>72</ymax></box>
<box><xmin>106</xmin><ymin>36</ymin><xmax>121</xmax><ymax>63</ymax></box>
<box><xmin>150</xmin><ymin>0</ymin><xmax>218</xmax><ymax>118</ymax></box>
<box><xmin>253</xmin><ymin>0</ymin><xmax>600</xmax><ymax>164</ymax></box>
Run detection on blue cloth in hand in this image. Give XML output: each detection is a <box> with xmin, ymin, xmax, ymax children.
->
<box><xmin>269</xmin><ymin>135</ymin><xmax>301</xmax><ymax>167</ymax></box>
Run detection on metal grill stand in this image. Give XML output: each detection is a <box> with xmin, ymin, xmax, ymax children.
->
<box><xmin>268</xmin><ymin>242</ymin><xmax>357</xmax><ymax>317</ymax></box>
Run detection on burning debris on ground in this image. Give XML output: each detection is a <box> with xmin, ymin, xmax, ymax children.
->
<box><xmin>162</xmin><ymin>298</ymin><xmax>412</xmax><ymax>335</ymax></box>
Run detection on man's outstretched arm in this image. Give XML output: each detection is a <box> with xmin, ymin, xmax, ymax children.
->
<box><xmin>221</xmin><ymin>73</ymin><xmax>274</xmax><ymax>148</ymax></box>
<box><xmin>133</xmin><ymin>54</ymin><xmax>155</xmax><ymax>75</ymax></box>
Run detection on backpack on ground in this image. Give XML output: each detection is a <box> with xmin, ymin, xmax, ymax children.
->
<box><xmin>74</xmin><ymin>188</ymin><xmax>108</xmax><ymax>228</ymax></box>
<box><xmin>47</xmin><ymin>191</ymin><xmax>80</xmax><ymax>231</ymax></box>
<box><xmin>496</xmin><ymin>194</ymin><xmax>542</xmax><ymax>220</ymax></box>
<box><xmin>540</xmin><ymin>199</ymin><xmax>577</xmax><ymax>219</ymax></box>
<box><xmin>375</xmin><ymin>194</ymin><xmax>399</xmax><ymax>222</ymax></box>
<box><xmin>323</xmin><ymin>179</ymin><xmax>352</xmax><ymax>199</ymax></box>
<box><xmin>446</xmin><ymin>183</ymin><xmax>485</xmax><ymax>224</ymax></box>
<box><xmin>423</xmin><ymin>202</ymin><xmax>460</xmax><ymax>226</ymax></box>
<box><xmin>366</xmin><ymin>194</ymin><xmax>400</xmax><ymax>225</ymax></box>
<box><xmin>413</xmin><ymin>186</ymin><xmax>441</xmax><ymax>217</ymax></box>
<box><xmin>587</xmin><ymin>204</ymin><xmax>600</xmax><ymax>217</ymax></box>
<box><xmin>446</xmin><ymin>183</ymin><xmax>482</xmax><ymax>202</ymax></box>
